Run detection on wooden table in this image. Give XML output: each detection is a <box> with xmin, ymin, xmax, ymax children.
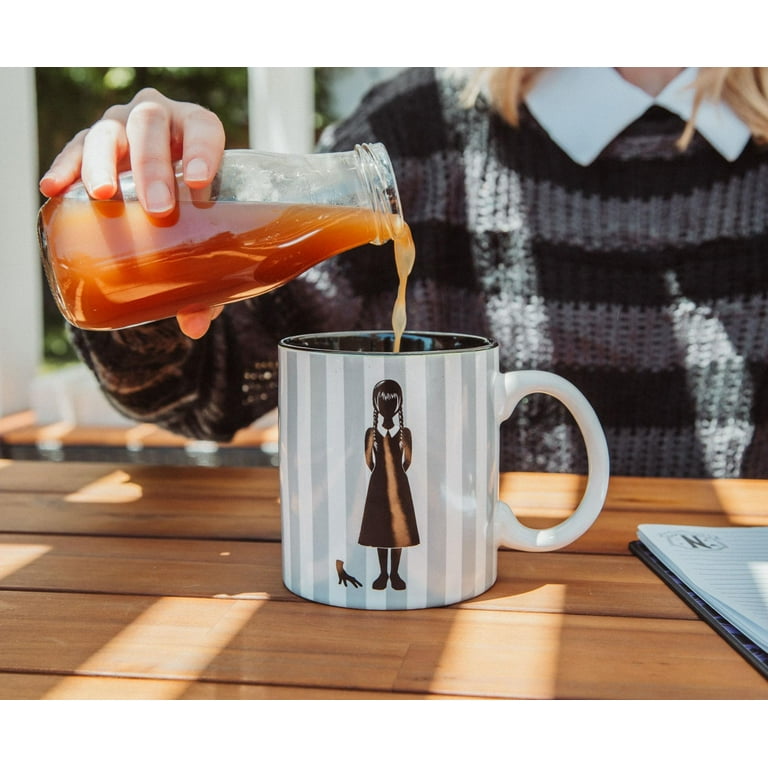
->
<box><xmin>0</xmin><ymin>458</ymin><xmax>766</xmax><ymax>699</ymax></box>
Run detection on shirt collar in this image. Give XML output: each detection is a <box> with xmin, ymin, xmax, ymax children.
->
<box><xmin>523</xmin><ymin>67</ymin><xmax>752</xmax><ymax>166</ymax></box>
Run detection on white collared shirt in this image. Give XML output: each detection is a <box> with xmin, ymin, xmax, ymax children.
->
<box><xmin>523</xmin><ymin>67</ymin><xmax>752</xmax><ymax>166</ymax></box>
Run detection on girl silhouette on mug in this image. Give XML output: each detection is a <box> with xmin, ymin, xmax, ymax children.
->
<box><xmin>358</xmin><ymin>379</ymin><xmax>420</xmax><ymax>590</ymax></box>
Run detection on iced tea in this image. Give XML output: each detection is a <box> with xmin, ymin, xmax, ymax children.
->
<box><xmin>39</xmin><ymin>197</ymin><xmax>399</xmax><ymax>331</ymax></box>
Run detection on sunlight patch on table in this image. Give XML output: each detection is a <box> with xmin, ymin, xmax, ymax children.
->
<box><xmin>65</xmin><ymin>470</ymin><xmax>144</xmax><ymax>503</ymax></box>
<box><xmin>45</xmin><ymin>597</ymin><xmax>263</xmax><ymax>699</ymax></box>
<box><xmin>0</xmin><ymin>544</ymin><xmax>52</xmax><ymax>580</ymax></box>
<box><xmin>709</xmin><ymin>478</ymin><xmax>768</xmax><ymax>522</ymax></box>
<box><xmin>423</xmin><ymin>584</ymin><xmax>567</xmax><ymax>698</ymax></box>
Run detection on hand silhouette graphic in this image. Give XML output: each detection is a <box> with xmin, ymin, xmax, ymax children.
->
<box><xmin>336</xmin><ymin>560</ymin><xmax>363</xmax><ymax>588</ymax></box>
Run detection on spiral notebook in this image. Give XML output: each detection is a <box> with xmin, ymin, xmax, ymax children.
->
<box><xmin>630</xmin><ymin>524</ymin><xmax>768</xmax><ymax>679</ymax></box>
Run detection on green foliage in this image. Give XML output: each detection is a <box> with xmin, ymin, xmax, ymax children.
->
<box><xmin>314</xmin><ymin>67</ymin><xmax>338</xmax><ymax>134</ymax></box>
<box><xmin>36</xmin><ymin>67</ymin><xmax>251</xmax><ymax>179</ymax></box>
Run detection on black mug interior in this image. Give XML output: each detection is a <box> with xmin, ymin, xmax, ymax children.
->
<box><xmin>280</xmin><ymin>331</ymin><xmax>496</xmax><ymax>354</ymax></box>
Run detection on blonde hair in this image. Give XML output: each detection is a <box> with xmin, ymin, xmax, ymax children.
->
<box><xmin>464</xmin><ymin>67</ymin><xmax>768</xmax><ymax>150</ymax></box>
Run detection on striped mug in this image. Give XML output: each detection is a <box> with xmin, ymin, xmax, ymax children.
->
<box><xmin>278</xmin><ymin>331</ymin><xmax>610</xmax><ymax>610</ymax></box>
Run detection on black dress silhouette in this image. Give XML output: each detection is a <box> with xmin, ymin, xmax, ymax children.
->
<box><xmin>358</xmin><ymin>380</ymin><xmax>419</xmax><ymax>590</ymax></box>
<box><xmin>359</xmin><ymin>429</ymin><xmax>419</xmax><ymax>548</ymax></box>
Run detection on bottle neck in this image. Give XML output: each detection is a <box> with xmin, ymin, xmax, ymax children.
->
<box><xmin>355</xmin><ymin>143</ymin><xmax>404</xmax><ymax>244</ymax></box>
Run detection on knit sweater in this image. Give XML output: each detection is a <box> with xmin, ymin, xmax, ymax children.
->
<box><xmin>70</xmin><ymin>67</ymin><xmax>768</xmax><ymax>478</ymax></box>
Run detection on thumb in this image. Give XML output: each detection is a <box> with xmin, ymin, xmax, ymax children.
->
<box><xmin>176</xmin><ymin>305</ymin><xmax>223</xmax><ymax>339</ymax></box>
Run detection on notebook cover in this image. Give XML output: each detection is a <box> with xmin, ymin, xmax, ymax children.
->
<box><xmin>629</xmin><ymin>540</ymin><xmax>768</xmax><ymax>681</ymax></box>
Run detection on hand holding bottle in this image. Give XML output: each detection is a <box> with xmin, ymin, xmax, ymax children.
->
<box><xmin>39</xmin><ymin>87</ymin><xmax>227</xmax><ymax>338</ymax></box>
<box><xmin>39</xmin><ymin>146</ymin><xmax>403</xmax><ymax>338</ymax></box>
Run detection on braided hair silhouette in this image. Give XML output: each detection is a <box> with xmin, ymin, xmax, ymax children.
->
<box><xmin>358</xmin><ymin>379</ymin><xmax>419</xmax><ymax>590</ymax></box>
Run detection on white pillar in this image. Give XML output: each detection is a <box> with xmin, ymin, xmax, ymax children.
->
<box><xmin>0</xmin><ymin>67</ymin><xmax>42</xmax><ymax>416</ymax></box>
<box><xmin>247</xmin><ymin>68</ymin><xmax>315</xmax><ymax>154</ymax></box>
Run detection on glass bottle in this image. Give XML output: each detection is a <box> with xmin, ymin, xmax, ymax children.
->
<box><xmin>38</xmin><ymin>143</ymin><xmax>403</xmax><ymax>331</ymax></box>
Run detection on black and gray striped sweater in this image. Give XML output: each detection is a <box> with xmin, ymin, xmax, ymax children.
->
<box><xmin>71</xmin><ymin>67</ymin><xmax>768</xmax><ymax>478</ymax></box>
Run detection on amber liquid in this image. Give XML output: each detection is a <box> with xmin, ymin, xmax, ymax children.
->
<box><xmin>40</xmin><ymin>197</ymin><xmax>414</xmax><ymax>333</ymax></box>
<box><xmin>391</xmin><ymin>223</ymin><xmax>415</xmax><ymax>353</ymax></box>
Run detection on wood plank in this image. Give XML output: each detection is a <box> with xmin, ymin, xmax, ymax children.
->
<box><xmin>0</xmin><ymin>672</ymin><xmax>457</xmax><ymax>700</ymax></box>
<box><xmin>0</xmin><ymin>461</ymin><xmax>276</xmax><ymax>499</ymax></box>
<box><xmin>3</xmin><ymin>462</ymin><xmax>767</xmax><ymax>550</ymax></box>
<box><xmin>5</xmin><ymin>460</ymin><xmax>768</xmax><ymax>524</ymax></box>
<box><xmin>0</xmin><ymin>535</ymin><xmax>287</xmax><ymax>599</ymax></box>
<box><xmin>605</xmin><ymin>474</ymin><xmax>768</xmax><ymax>515</ymax></box>
<box><xmin>0</xmin><ymin>463</ymin><xmax>281</xmax><ymax>540</ymax></box>
<box><xmin>2</xmin><ymin>488</ymin><xmax>761</xmax><ymax>553</ymax></box>
<box><xmin>501</xmin><ymin>472</ymin><xmax>768</xmax><ymax>516</ymax></box>
<box><xmin>0</xmin><ymin>490</ymin><xmax>280</xmax><ymax>540</ymax></box>
<box><xmin>501</xmin><ymin>473</ymin><xmax>768</xmax><ymax>554</ymax></box>
<box><xmin>0</xmin><ymin>534</ymin><xmax>696</xmax><ymax>620</ymax></box>
<box><xmin>0</xmin><ymin>419</ymin><xmax>278</xmax><ymax>449</ymax></box>
<box><xmin>0</xmin><ymin>590</ymin><xmax>763</xmax><ymax>699</ymax></box>
<box><xmin>395</xmin><ymin>609</ymin><xmax>768</xmax><ymax>699</ymax></box>
<box><xmin>5</xmin><ymin>460</ymin><xmax>768</xmax><ymax>517</ymax></box>
<box><xmin>489</xmin><ymin>550</ymin><xmax>696</xmax><ymax>620</ymax></box>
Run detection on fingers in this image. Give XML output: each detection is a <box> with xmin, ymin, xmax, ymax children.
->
<box><xmin>179</xmin><ymin>107</ymin><xmax>227</xmax><ymax>189</ymax></box>
<box><xmin>123</xmin><ymin>96</ymin><xmax>226</xmax><ymax>214</ymax></box>
<box><xmin>39</xmin><ymin>129</ymin><xmax>90</xmax><ymax>198</ymax></box>
<box><xmin>176</xmin><ymin>305</ymin><xmax>224</xmax><ymax>339</ymax></box>
<box><xmin>81</xmin><ymin>114</ymin><xmax>130</xmax><ymax>199</ymax></box>
<box><xmin>39</xmin><ymin>87</ymin><xmax>226</xmax><ymax>216</ymax></box>
<box><xmin>124</xmin><ymin>98</ymin><xmax>176</xmax><ymax>215</ymax></box>
<box><xmin>40</xmin><ymin>99</ymin><xmax>134</xmax><ymax>200</ymax></box>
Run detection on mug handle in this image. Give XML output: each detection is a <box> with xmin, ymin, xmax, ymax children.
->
<box><xmin>494</xmin><ymin>370</ymin><xmax>610</xmax><ymax>552</ymax></box>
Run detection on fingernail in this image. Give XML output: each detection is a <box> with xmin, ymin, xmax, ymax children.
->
<box><xmin>39</xmin><ymin>174</ymin><xmax>57</xmax><ymax>195</ymax></box>
<box><xmin>146</xmin><ymin>180</ymin><xmax>174</xmax><ymax>213</ymax></box>
<box><xmin>90</xmin><ymin>177</ymin><xmax>117</xmax><ymax>198</ymax></box>
<box><xmin>185</xmin><ymin>157</ymin><xmax>209</xmax><ymax>183</ymax></box>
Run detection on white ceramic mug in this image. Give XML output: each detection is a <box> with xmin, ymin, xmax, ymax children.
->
<box><xmin>278</xmin><ymin>331</ymin><xmax>610</xmax><ymax>610</ymax></box>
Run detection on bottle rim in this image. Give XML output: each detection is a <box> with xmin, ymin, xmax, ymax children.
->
<box><xmin>355</xmin><ymin>143</ymin><xmax>404</xmax><ymax>242</ymax></box>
